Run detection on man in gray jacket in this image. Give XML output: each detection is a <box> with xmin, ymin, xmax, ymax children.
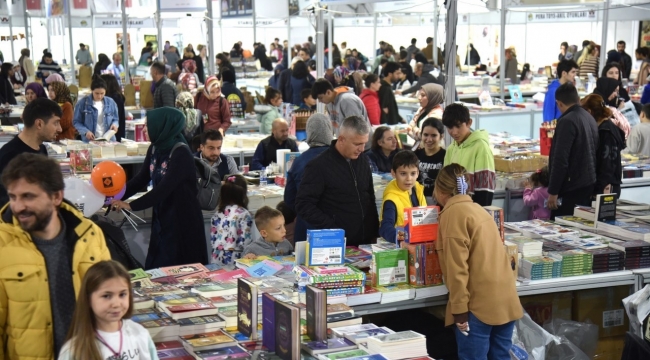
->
<box><xmin>150</xmin><ymin>62</ymin><xmax>178</xmax><ymax>108</ymax></box>
<box><xmin>75</xmin><ymin>44</ymin><xmax>93</xmax><ymax>66</ymax></box>
<box><xmin>311</xmin><ymin>79</ymin><xmax>370</xmax><ymax>132</ymax></box>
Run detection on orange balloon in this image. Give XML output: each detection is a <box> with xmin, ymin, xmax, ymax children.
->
<box><xmin>91</xmin><ymin>161</ymin><xmax>127</xmax><ymax>197</ymax></box>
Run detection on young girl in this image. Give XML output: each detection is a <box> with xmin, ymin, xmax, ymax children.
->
<box><xmin>59</xmin><ymin>260</ymin><xmax>158</xmax><ymax>360</ymax></box>
<box><xmin>523</xmin><ymin>166</ymin><xmax>551</xmax><ymax>220</ymax></box>
<box><xmin>210</xmin><ymin>175</ymin><xmax>253</xmax><ymax>265</ymax></box>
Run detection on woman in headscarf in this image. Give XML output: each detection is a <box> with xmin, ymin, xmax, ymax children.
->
<box><xmin>44</xmin><ymin>73</ymin><xmax>64</xmax><ymax>87</ymax></box>
<box><xmin>93</xmin><ymin>53</ymin><xmax>111</xmax><ymax>79</ymax></box>
<box><xmin>407</xmin><ymin>83</ymin><xmax>444</xmax><ymax>141</ymax></box>
<box><xmin>284</xmin><ymin>113</ymin><xmax>333</xmax><ymax>243</ymax></box>
<box><xmin>593</xmin><ymin>77</ymin><xmax>631</xmax><ymax>139</ymax></box>
<box><xmin>195</xmin><ymin>76</ymin><xmax>232</xmax><ymax>133</ymax></box>
<box><xmin>111</xmin><ymin>107</ymin><xmax>208</xmax><ymax>269</ymax></box>
<box><xmin>602</xmin><ymin>63</ymin><xmax>630</xmax><ymax>103</ymax></box>
<box><xmin>24</xmin><ymin>82</ymin><xmax>47</xmax><ymax>104</ymax></box>
<box><xmin>10</xmin><ymin>64</ymin><xmax>25</xmax><ymax>88</ymax></box>
<box><xmin>175</xmin><ymin>91</ymin><xmax>203</xmax><ymax>143</ymax></box>
<box><xmin>19</xmin><ymin>48</ymin><xmax>35</xmax><ymax>84</ymax></box>
<box><xmin>48</xmin><ymin>81</ymin><xmax>75</xmax><ymax>140</ymax></box>
<box><xmin>178</xmin><ymin>59</ymin><xmax>201</xmax><ymax>92</ymax></box>
<box><xmin>269</xmin><ymin>63</ymin><xmax>285</xmax><ymax>89</ymax></box>
<box><xmin>0</xmin><ymin>63</ymin><xmax>16</xmax><ymax>105</ymax></box>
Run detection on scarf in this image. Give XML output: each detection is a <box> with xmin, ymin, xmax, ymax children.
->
<box><xmin>306</xmin><ymin>113</ymin><xmax>333</xmax><ymax>147</ymax></box>
<box><xmin>175</xmin><ymin>92</ymin><xmax>198</xmax><ymax>133</ymax></box>
<box><xmin>45</xmin><ymin>73</ymin><xmax>64</xmax><ymax>84</ymax></box>
<box><xmin>49</xmin><ymin>81</ymin><xmax>72</xmax><ymax>104</ymax></box>
<box><xmin>593</xmin><ymin>77</ymin><xmax>621</xmax><ymax>108</ymax></box>
<box><xmin>181</xmin><ymin>59</ymin><xmax>197</xmax><ymax>89</ymax></box>
<box><xmin>25</xmin><ymin>82</ymin><xmax>47</xmax><ymax>99</ymax></box>
<box><xmin>13</xmin><ymin>71</ymin><xmax>23</xmax><ymax>83</ymax></box>
<box><xmin>204</xmin><ymin>76</ymin><xmax>220</xmax><ymax>98</ymax></box>
<box><xmin>414</xmin><ymin>83</ymin><xmax>444</xmax><ymax>123</ymax></box>
<box><xmin>146</xmin><ymin>107</ymin><xmax>188</xmax><ymax>151</ymax></box>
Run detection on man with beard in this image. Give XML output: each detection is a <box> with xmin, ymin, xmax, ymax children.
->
<box><xmin>251</xmin><ymin>118</ymin><xmax>298</xmax><ymax>171</ymax></box>
<box><xmin>0</xmin><ymin>98</ymin><xmax>62</xmax><ymax>206</ymax></box>
<box><xmin>197</xmin><ymin>129</ymin><xmax>240</xmax><ymax>176</ymax></box>
<box><xmin>0</xmin><ymin>153</ymin><xmax>110</xmax><ymax>359</ymax></box>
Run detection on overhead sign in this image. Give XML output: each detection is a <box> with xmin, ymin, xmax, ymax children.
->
<box><xmin>334</xmin><ymin>17</ymin><xmax>392</xmax><ymax>27</ymax></box>
<box><xmin>527</xmin><ymin>10</ymin><xmax>596</xmax><ymax>22</ymax></box>
<box><xmin>96</xmin><ymin>18</ymin><xmax>156</xmax><ymax>28</ymax></box>
<box><xmin>159</xmin><ymin>0</ymin><xmax>206</xmax><ymax>12</ymax></box>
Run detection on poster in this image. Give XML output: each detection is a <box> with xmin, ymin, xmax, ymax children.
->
<box><xmin>116</xmin><ymin>33</ymin><xmax>131</xmax><ymax>54</ymax></box>
<box><xmin>47</xmin><ymin>0</ymin><xmax>65</xmax><ymax>17</ymax></box>
<box><xmin>222</xmin><ymin>0</ymin><xmax>253</xmax><ymax>18</ymax></box>
<box><xmin>288</xmin><ymin>0</ymin><xmax>299</xmax><ymax>15</ymax></box>
<box><xmin>640</xmin><ymin>21</ymin><xmax>650</xmax><ymax>48</ymax></box>
<box><xmin>144</xmin><ymin>35</ymin><xmax>158</xmax><ymax>53</ymax></box>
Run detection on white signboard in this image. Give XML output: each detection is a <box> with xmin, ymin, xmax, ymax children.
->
<box><xmin>159</xmin><ymin>0</ymin><xmax>206</xmax><ymax>12</ymax></box>
<box><xmin>527</xmin><ymin>10</ymin><xmax>596</xmax><ymax>22</ymax></box>
<box><xmin>96</xmin><ymin>18</ymin><xmax>156</xmax><ymax>28</ymax></box>
<box><xmin>334</xmin><ymin>17</ymin><xmax>392</xmax><ymax>27</ymax></box>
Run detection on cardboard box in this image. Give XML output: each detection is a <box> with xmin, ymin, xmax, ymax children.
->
<box><xmin>494</xmin><ymin>154</ymin><xmax>547</xmax><ymax>173</ymax></box>
<box><xmin>519</xmin><ymin>291</ymin><xmax>573</xmax><ymax>326</ymax></box>
<box><xmin>572</xmin><ymin>286</ymin><xmax>631</xmax><ymax>338</ymax></box>
<box><xmin>370</xmin><ymin>248</ymin><xmax>408</xmax><ymax>287</ymax></box>
<box><xmin>403</xmin><ymin>206</ymin><xmax>439</xmax><ymax>243</ymax></box>
<box><xmin>593</xmin><ymin>335</ymin><xmax>625</xmax><ymax>360</ymax></box>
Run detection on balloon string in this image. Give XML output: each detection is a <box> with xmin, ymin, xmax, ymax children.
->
<box><xmin>121</xmin><ymin>209</ymin><xmax>139</xmax><ymax>232</ymax></box>
<box><xmin>122</xmin><ymin>209</ymin><xmax>146</xmax><ymax>223</ymax></box>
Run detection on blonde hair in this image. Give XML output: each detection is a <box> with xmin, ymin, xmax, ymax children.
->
<box><xmin>434</xmin><ymin>163</ymin><xmax>469</xmax><ymax>197</ymax></box>
<box><xmin>65</xmin><ymin>261</ymin><xmax>134</xmax><ymax>360</ymax></box>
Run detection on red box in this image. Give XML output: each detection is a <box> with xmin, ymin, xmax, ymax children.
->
<box><xmin>540</xmin><ymin>127</ymin><xmax>553</xmax><ymax>156</ymax></box>
<box><xmin>403</xmin><ymin>206</ymin><xmax>439</xmax><ymax>243</ymax></box>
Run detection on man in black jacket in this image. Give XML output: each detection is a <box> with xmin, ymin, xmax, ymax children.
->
<box><xmin>251</xmin><ymin>119</ymin><xmax>298</xmax><ymax>171</ymax></box>
<box><xmin>399</xmin><ymin>62</ymin><xmax>444</xmax><ymax>96</ymax></box>
<box><xmin>547</xmin><ymin>83</ymin><xmax>599</xmax><ymax>219</ymax></box>
<box><xmin>296</xmin><ymin>116</ymin><xmax>379</xmax><ymax>246</ymax></box>
<box><xmin>618</xmin><ymin>41</ymin><xmax>633</xmax><ymax>80</ymax></box>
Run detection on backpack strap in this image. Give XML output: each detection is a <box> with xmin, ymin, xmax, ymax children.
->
<box><xmin>169</xmin><ymin>142</ymin><xmax>187</xmax><ymax>158</ymax></box>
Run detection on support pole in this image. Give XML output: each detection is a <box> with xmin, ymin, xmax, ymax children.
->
<box><xmin>600</xmin><ymin>0</ymin><xmax>610</xmax><ymax>74</ymax></box>
<box><xmin>206</xmin><ymin>0</ymin><xmax>215</xmax><ymax>75</ymax></box>
<box><xmin>67</xmin><ymin>1</ymin><xmax>74</xmax><ymax>83</ymax></box>
<box><xmin>91</xmin><ymin>13</ymin><xmax>97</xmax><ymax>63</ymax></box>
<box><xmin>121</xmin><ymin>0</ymin><xmax>130</xmax><ymax>84</ymax></box>
<box><xmin>23</xmin><ymin>8</ymin><xmax>30</xmax><ymax>53</ymax></box>
<box><xmin>372</xmin><ymin>12</ymin><xmax>377</xmax><ymax>59</ymax></box>
<box><xmin>156</xmin><ymin>0</ymin><xmax>163</xmax><ymax>67</ymax></box>
<box><xmin>8</xmin><ymin>15</ymin><xmax>14</xmax><ymax>62</ymax></box>
<box><xmin>316</xmin><ymin>6</ymin><xmax>325</xmax><ymax>113</ymax></box>
<box><xmin>444</xmin><ymin>0</ymin><xmax>457</xmax><ymax>147</ymax></box>
<box><xmin>287</xmin><ymin>15</ymin><xmax>291</xmax><ymax>48</ymax></box>
<box><xmin>327</xmin><ymin>12</ymin><xmax>332</xmax><ymax>69</ymax></box>
<box><xmin>252</xmin><ymin>0</ymin><xmax>257</xmax><ymax>45</ymax></box>
<box><xmin>499</xmin><ymin>0</ymin><xmax>506</xmax><ymax>100</ymax></box>
<box><xmin>433</xmin><ymin>0</ymin><xmax>438</xmax><ymax>66</ymax></box>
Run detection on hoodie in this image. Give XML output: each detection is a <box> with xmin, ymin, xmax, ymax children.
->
<box><xmin>327</xmin><ymin>87</ymin><xmax>370</xmax><ymax>131</ymax></box>
<box><xmin>595</xmin><ymin>119</ymin><xmax>626</xmax><ymax>194</ymax></box>
<box><xmin>543</xmin><ymin>79</ymin><xmax>562</xmax><ymax>122</ymax></box>
<box><xmin>255</xmin><ymin>104</ymin><xmax>281</xmax><ymax>134</ymax></box>
<box><xmin>443</xmin><ymin>129</ymin><xmax>496</xmax><ymax>206</ymax></box>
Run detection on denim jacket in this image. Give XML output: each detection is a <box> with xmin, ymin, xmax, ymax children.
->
<box><xmin>73</xmin><ymin>95</ymin><xmax>119</xmax><ymax>142</ymax></box>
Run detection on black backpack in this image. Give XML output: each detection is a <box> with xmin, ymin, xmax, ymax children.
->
<box><xmin>91</xmin><ymin>215</ymin><xmax>143</xmax><ymax>270</ymax></box>
<box><xmin>170</xmin><ymin>142</ymin><xmax>222</xmax><ymax>211</ymax></box>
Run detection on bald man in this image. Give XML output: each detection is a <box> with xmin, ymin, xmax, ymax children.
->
<box><xmin>251</xmin><ymin>118</ymin><xmax>299</xmax><ymax>171</ymax></box>
<box><xmin>399</xmin><ymin>62</ymin><xmax>443</xmax><ymax>96</ymax></box>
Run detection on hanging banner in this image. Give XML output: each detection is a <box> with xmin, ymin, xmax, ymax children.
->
<box><xmin>47</xmin><ymin>0</ymin><xmax>66</xmax><ymax>17</ymax></box>
<box><xmin>333</xmin><ymin>17</ymin><xmax>392</xmax><ymax>27</ymax></box>
<box><xmin>640</xmin><ymin>21</ymin><xmax>650</xmax><ymax>48</ymax></box>
<box><xmin>222</xmin><ymin>0</ymin><xmax>254</xmax><ymax>18</ymax></box>
<box><xmin>159</xmin><ymin>0</ymin><xmax>206</xmax><ymax>12</ymax></box>
<box><xmin>97</xmin><ymin>18</ymin><xmax>156</xmax><ymax>28</ymax></box>
<box><xmin>526</xmin><ymin>10</ymin><xmax>596</xmax><ymax>22</ymax></box>
<box><xmin>26</xmin><ymin>0</ymin><xmax>41</xmax><ymax>11</ymax></box>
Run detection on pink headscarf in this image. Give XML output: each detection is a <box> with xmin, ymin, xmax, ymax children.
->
<box><xmin>45</xmin><ymin>73</ymin><xmax>64</xmax><ymax>84</ymax></box>
<box><xmin>203</xmin><ymin>76</ymin><xmax>220</xmax><ymax>98</ymax></box>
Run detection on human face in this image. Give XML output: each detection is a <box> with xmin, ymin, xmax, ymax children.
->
<box><xmin>606</xmin><ymin>67</ymin><xmax>620</xmax><ymax>80</ymax></box>
<box><xmin>421</xmin><ymin>125</ymin><xmax>441</xmax><ymax>151</ymax></box>
<box><xmin>433</xmin><ymin>185</ymin><xmax>450</xmax><ymax>207</ymax></box>
<box><xmin>370</xmin><ymin>79</ymin><xmax>381</xmax><ymax>92</ymax></box>
<box><xmin>272</xmin><ymin>122</ymin><xmax>289</xmax><ymax>142</ymax></box>
<box><xmin>391</xmin><ymin>165</ymin><xmax>419</xmax><ymax>192</ymax></box>
<box><xmin>299</xmin><ymin>50</ymin><xmax>310</xmax><ymax>62</ymax></box>
<box><xmin>283</xmin><ymin>40</ymin><xmax>288</xmax><ymax>48</ymax></box>
<box><xmin>37</xmin><ymin>115</ymin><xmax>62</xmax><ymax>142</ymax></box>
<box><xmin>389</xmin><ymin>69</ymin><xmax>403</xmax><ymax>83</ymax></box>
<box><xmin>25</xmin><ymin>89</ymin><xmax>37</xmax><ymax>103</ymax></box>
<box><xmin>560</xmin><ymin>45</ymin><xmax>566</xmax><ymax>53</ymax></box>
<box><xmin>378</xmin><ymin>130</ymin><xmax>397</xmax><ymax>153</ymax></box>
<box><xmin>261</xmin><ymin>216</ymin><xmax>286</xmax><ymax>243</ymax></box>
<box><xmin>270</xmin><ymin>94</ymin><xmax>283</xmax><ymax>107</ymax></box>
<box><xmin>208</xmin><ymin>86</ymin><xmax>222</xmax><ymax>100</ymax></box>
<box><xmin>338</xmin><ymin>131</ymin><xmax>368</xmax><ymax>159</ymax></box>
<box><xmin>200</xmin><ymin>139</ymin><xmax>222</xmax><ymax>163</ymax></box>
<box><xmin>113</xmin><ymin>54</ymin><xmax>122</xmax><ymax>64</ymax></box>
<box><xmin>200</xmin><ymin>47</ymin><xmax>207</xmax><ymax>57</ymax></box>
<box><xmin>44</xmin><ymin>57</ymin><xmax>52</xmax><ymax>64</ymax></box>
<box><xmin>304</xmin><ymin>95</ymin><xmax>316</xmax><ymax>106</ymax></box>
<box><xmin>562</xmin><ymin>68</ymin><xmax>578</xmax><ymax>83</ymax></box>
<box><xmin>92</xmin><ymin>88</ymin><xmax>106</xmax><ymax>102</ymax></box>
<box><xmin>48</xmin><ymin>88</ymin><xmax>56</xmax><ymax>101</ymax></box>
<box><xmin>7</xmin><ymin>178</ymin><xmax>62</xmax><ymax>234</ymax></box>
<box><xmin>446</xmin><ymin>119</ymin><xmax>473</xmax><ymax>144</ymax></box>
<box><xmin>90</xmin><ymin>277</ymin><xmax>130</xmax><ymax>332</ymax></box>
<box><xmin>317</xmin><ymin>89</ymin><xmax>334</xmax><ymax>104</ymax></box>
<box><xmin>417</xmin><ymin>90</ymin><xmax>428</xmax><ymax>108</ymax></box>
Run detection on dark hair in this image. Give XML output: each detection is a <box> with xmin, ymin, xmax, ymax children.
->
<box><xmin>307</xmin><ymin>60</ymin><xmax>316</xmax><ymax>71</ymax></box>
<box><xmin>43</xmin><ymin>52</ymin><xmax>52</xmax><ymax>59</ymax></box>
<box><xmin>191</xmin><ymin>134</ymin><xmax>202</xmax><ymax>152</ymax></box>
<box><xmin>530</xmin><ymin>166</ymin><xmax>549</xmax><ymax>187</ymax></box>
<box><xmin>201</xmin><ymin>129</ymin><xmax>223</xmax><ymax>144</ymax></box>
<box><xmin>520</xmin><ymin>63</ymin><xmax>531</xmax><ymax>81</ymax></box>
<box><xmin>308</xmin><ymin>36</ymin><xmax>313</xmax><ymax>42</ymax></box>
<box><xmin>379</xmin><ymin>58</ymin><xmax>389</xmax><ymax>66</ymax></box>
<box><xmin>333</xmin><ymin>59</ymin><xmax>343</xmax><ymax>68</ymax></box>
<box><xmin>150</xmin><ymin>61</ymin><xmax>166</xmax><ymax>75</ymax></box>
<box><xmin>582</xmin><ymin>40</ymin><xmax>591</xmax><ymax>47</ymax></box>
<box><xmin>426</xmin><ymin>37</ymin><xmax>433</xmax><ymax>44</ymax></box>
<box><xmin>555</xmin><ymin>82</ymin><xmax>580</xmax><ymax>106</ymax></box>
<box><xmin>292</xmin><ymin>60</ymin><xmax>309</xmax><ymax>79</ymax></box>
<box><xmin>311</xmin><ymin>78</ymin><xmax>334</xmax><ymax>98</ymax></box>
<box><xmin>0</xmin><ymin>63</ymin><xmax>13</xmax><ymax>77</ymax></box>
<box><xmin>100</xmin><ymin>74</ymin><xmax>123</xmax><ymax>99</ymax></box>
<box><xmin>255</xmin><ymin>205</ymin><xmax>283</xmax><ymax>231</ymax></box>
<box><xmin>383</xmin><ymin>47</ymin><xmax>393</xmax><ymax>55</ymax></box>
<box><xmin>411</xmin><ymin>38</ymin><xmax>417</xmax><ymax>45</ymax></box>
<box><xmin>642</xmin><ymin>104</ymin><xmax>650</xmax><ymax>119</ymax></box>
<box><xmin>442</xmin><ymin>103</ymin><xmax>471</xmax><ymax>128</ymax></box>
<box><xmin>301</xmin><ymin>88</ymin><xmax>313</xmax><ymax>102</ymax></box>
<box><xmin>218</xmin><ymin>174</ymin><xmax>248</xmax><ymax>212</ymax></box>
<box><xmin>264</xmin><ymin>87</ymin><xmax>281</xmax><ymax>105</ymax></box>
<box><xmin>556</xmin><ymin>59</ymin><xmax>578</xmax><ymax>79</ymax></box>
<box><xmin>2</xmin><ymin>153</ymin><xmax>64</xmax><ymax>196</ymax></box>
<box><xmin>90</xmin><ymin>78</ymin><xmax>107</xmax><ymax>91</ymax></box>
<box><xmin>391</xmin><ymin>150</ymin><xmax>419</xmax><ymax>172</ymax></box>
<box><xmin>299</xmin><ymin>47</ymin><xmax>310</xmax><ymax>55</ymax></box>
<box><xmin>371</xmin><ymin>126</ymin><xmax>393</xmax><ymax>151</ymax></box>
<box><xmin>636</xmin><ymin>47</ymin><xmax>649</xmax><ymax>58</ymax></box>
<box><xmin>420</xmin><ymin>117</ymin><xmax>444</xmax><ymax>136</ymax></box>
<box><xmin>561</xmin><ymin>42</ymin><xmax>568</xmax><ymax>48</ymax></box>
<box><xmin>276</xmin><ymin>201</ymin><xmax>296</xmax><ymax>225</ymax></box>
<box><xmin>221</xmin><ymin>70</ymin><xmax>236</xmax><ymax>83</ymax></box>
<box><xmin>22</xmin><ymin>97</ymin><xmax>63</xmax><ymax>128</ymax></box>
<box><xmin>382</xmin><ymin>62</ymin><xmax>400</xmax><ymax>77</ymax></box>
<box><xmin>399</xmin><ymin>50</ymin><xmax>408</xmax><ymax>60</ymax></box>
<box><xmin>601</xmin><ymin>63</ymin><xmax>622</xmax><ymax>81</ymax></box>
<box><xmin>216</xmin><ymin>53</ymin><xmax>231</xmax><ymax>65</ymax></box>
<box><xmin>364</xmin><ymin>73</ymin><xmax>379</xmax><ymax>88</ymax></box>
<box><xmin>618</xmin><ymin>40</ymin><xmax>626</xmax><ymax>47</ymax></box>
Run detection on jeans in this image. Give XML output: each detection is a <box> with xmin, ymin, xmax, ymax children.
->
<box><xmin>454</xmin><ymin>312</ymin><xmax>515</xmax><ymax>360</ymax></box>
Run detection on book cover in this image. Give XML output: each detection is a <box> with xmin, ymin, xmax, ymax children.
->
<box><xmin>284</xmin><ymin>152</ymin><xmax>301</xmax><ymax>179</ymax></box>
<box><xmin>237</xmin><ymin>278</ymin><xmax>258</xmax><ymax>340</ymax></box>
<box><xmin>129</xmin><ymin>268</ymin><xmax>148</xmax><ymax>281</ymax></box>
<box><xmin>69</xmin><ymin>148</ymin><xmax>92</xmax><ymax>175</ymax></box>
<box><xmin>595</xmin><ymin>194</ymin><xmax>617</xmax><ymax>223</ymax></box>
<box><xmin>322</xmin><ymin>349</ymin><xmax>369</xmax><ymax>360</ymax></box>
<box><xmin>155</xmin><ymin>340</ymin><xmax>184</xmax><ymax>350</ymax></box>
<box><xmin>177</xmin><ymin>315</ymin><xmax>225</xmax><ymax>327</ymax></box>
<box><xmin>157</xmin><ymin>348</ymin><xmax>194</xmax><ymax>359</ymax></box>
<box><xmin>343</xmin><ymin>327</ymin><xmax>393</xmax><ymax>344</ymax></box>
<box><xmin>366</xmin><ymin>330</ymin><xmax>424</xmax><ymax>343</ymax></box>
<box><xmin>262</xmin><ymin>293</ymin><xmax>276</xmax><ymax>352</ymax></box>
<box><xmin>193</xmin><ymin>345</ymin><xmax>250</xmax><ymax>360</ymax></box>
<box><xmin>167</xmin><ymin>303</ymin><xmax>217</xmax><ymax>313</ymax></box>
<box><xmin>152</xmin><ymin>276</ymin><xmax>181</xmax><ymax>285</ymax></box>
<box><xmin>306</xmin><ymin>285</ymin><xmax>327</xmax><ymax>341</ymax></box>
<box><xmin>192</xmin><ymin>282</ymin><xmax>239</xmax><ymax>297</ymax></box>
<box><xmin>484</xmin><ymin>206</ymin><xmax>505</xmax><ymax>242</ymax></box>
<box><xmin>403</xmin><ymin>206</ymin><xmax>439</xmax><ymax>243</ymax></box>
<box><xmin>145</xmin><ymin>268</ymin><xmax>167</xmax><ymax>279</ymax></box>
<box><xmin>210</xmin><ymin>294</ymin><xmax>238</xmax><ymax>307</ymax></box>
<box><xmin>131</xmin><ymin>278</ymin><xmax>155</xmax><ymax>288</ymax></box>
<box><xmin>161</xmin><ymin>263</ymin><xmax>209</xmax><ymax>277</ymax></box>
<box><xmin>508</xmin><ymin>85</ymin><xmax>523</xmax><ymax>103</ymax></box>
<box><xmin>246</xmin><ymin>259</ymin><xmax>284</xmax><ymax>277</ymax></box>
<box><xmin>301</xmin><ymin>338</ymin><xmax>357</xmax><ymax>355</ymax></box>
<box><xmin>180</xmin><ymin>330</ymin><xmax>235</xmax><ymax>349</ymax></box>
<box><xmin>274</xmin><ymin>301</ymin><xmax>301</xmax><ymax>360</ymax></box>
<box><xmin>209</xmin><ymin>269</ymin><xmax>251</xmax><ymax>282</ymax></box>
<box><xmin>371</xmin><ymin>248</ymin><xmax>408</xmax><ymax>286</ymax></box>
<box><xmin>306</xmin><ymin>229</ymin><xmax>346</xmax><ymax>266</ymax></box>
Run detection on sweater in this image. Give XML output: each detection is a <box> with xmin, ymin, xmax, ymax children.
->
<box><xmin>295</xmin><ymin>140</ymin><xmax>380</xmax><ymax>246</ymax></box>
<box><xmin>523</xmin><ymin>187</ymin><xmax>551</xmax><ymax>220</ymax></box>
<box><xmin>443</xmin><ymin>129</ymin><xmax>496</xmax><ymax>206</ymax></box>
<box><xmin>595</xmin><ymin>119</ymin><xmax>626</xmax><ymax>194</ymax></box>
<box><xmin>243</xmin><ymin>237</ymin><xmax>294</xmax><ymax>257</ymax></box>
<box><xmin>379</xmin><ymin>180</ymin><xmax>426</xmax><ymax>242</ymax></box>
<box><xmin>579</xmin><ymin>56</ymin><xmax>599</xmax><ymax>80</ymax></box>
<box><xmin>436</xmin><ymin>195</ymin><xmax>523</xmax><ymax>327</ymax></box>
<box><xmin>625</xmin><ymin>122</ymin><xmax>650</xmax><ymax>156</ymax></box>
<box><xmin>365</xmin><ymin>148</ymin><xmax>398</xmax><ymax>174</ymax></box>
<box><xmin>326</xmin><ymin>87</ymin><xmax>370</xmax><ymax>131</ymax></box>
<box><xmin>543</xmin><ymin>80</ymin><xmax>562</xmax><ymax>121</ymax></box>
<box><xmin>254</xmin><ymin>104</ymin><xmax>282</xmax><ymax>135</ymax></box>
<box><xmin>195</xmin><ymin>93</ymin><xmax>232</xmax><ymax>132</ymax></box>
<box><xmin>56</xmin><ymin>102</ymin><xmax>75</xmax><ymax>140</ymax></box>
<box><xmin>360</xmin><ymin>89</ymin><xmax>381</xmax><ymax>126</ymax></box>
<box><xmin>548</xmin><ymin>105</ymin><xmax>599</xmax><ymax>196</ymax></box>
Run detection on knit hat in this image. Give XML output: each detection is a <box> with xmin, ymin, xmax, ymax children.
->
<box><xmin>203</xmin><ymin>75</ymin><xmax>220</xmax><ymax>97</ymax></box>
<box><xmin>306</xmin><ymin>113</ymin><xmax>333</xmax><ymax>147</ymax></box>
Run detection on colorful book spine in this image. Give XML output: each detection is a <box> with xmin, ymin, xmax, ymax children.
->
<box><xmin>262</xmin><ymin>293</ymin><xmax>275</xmax><ymax>352</ymax></box>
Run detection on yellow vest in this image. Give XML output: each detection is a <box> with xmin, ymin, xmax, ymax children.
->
<box><xmin>380</xmin><ymin>179</ymin><xmax>427</xmax><ymax>226</ymax></box>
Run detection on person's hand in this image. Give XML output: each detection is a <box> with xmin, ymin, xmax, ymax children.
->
<box><xmin>524</xmin><ymin>179</ymin><xmax>532</xmax><ymax>189</ymax></box>
<box><xmin>456</xmin><ymin>322</ymin><xmax>469</xmax><ymax>332</ymax></box>
<box><xmin>334</xmin><ymin>72</ymin><xmax>342</xmax><ymax>85</ymax></box>
<box><xmin>110</xmin><ymin>124</ymin><xmax>119</xmax><ymax>132</ymax></box>
<box><xmin>244</xmin><ymin>253</ymin><xmax>257</xmax><ymax>259</ymax></box>
<box><xmin>604</xmin><ymin>184</ymin><xmax>612</xmax><ymax>194</ymax></box>
<box><xmin>618</xmin><ymin>101</ymin><xmax>626</xmax><ymax>110</ymax></box>
<box><xmin>111</xmin><ymin>200</ymin><xmax>132</xmax><ymax>212</ymax></box>
<box><xmin>85</xmin><ymin>131</ymin><xmax>95</xmax><ymax>140</ymax></box>
<box><xmin>395</xmin><ymin>90</ymin><xmax>403</xmax><ymax>95</ymax></box>
<box><xmin>219</xmin><ymin>128</ymin><xmax>224</xmax><ymax>136</ymax></box>
<box><xmin>547</xmin><ymin>194</ymin><xmax>559</xmax><ymax>210</ymax></box>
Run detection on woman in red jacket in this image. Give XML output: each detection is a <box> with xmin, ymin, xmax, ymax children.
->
<box><xmin>194</xmin><ymin>76</ymin><xmax>232</xmax><ymax>134</ymax></box>
<box><xmin>360</xmin><ymin>73</ymin><xmax>381</xmax><ymax>126</ymax></box>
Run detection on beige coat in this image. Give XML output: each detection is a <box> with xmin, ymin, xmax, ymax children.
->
<box><xmin>22</xmin><ymin>57</ymin><xmax>35</xmax><ymax>84</ymax></box>
<box><xmin>436</xmin><ymin>195</ymin><xmax>523</xmax><ymax>326</ymax></box>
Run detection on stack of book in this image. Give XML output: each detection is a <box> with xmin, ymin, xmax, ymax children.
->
<box><xmin>519</xmin><ymin>256</ymin><xmax>562</xmax><ymax>280</ymax></box>
<box><xmin>610</xmin><ymin>241</ymin><xmax>650</xmax><ymax>269</ymax></box>
<box><xmin>584</xmin><ymin>247</ymin><xmax>625</xmax><ymax>273</ymax></box>
<box><xmin>365</xmin><ymin>331</ymin><xmax>428</xmax><ymax>360</ymax></box>
<box><xmin>507</xmin><ymin>236</ymin><xmax>544</xmax><ymax>257</ymax></box>
<box><xmin>155</xmin><ymin>340</ymin><xmax>194</xmax><ymax>359</ymax></box>
<box><xmin>400</xmin><ymin>242</ymin><xmax>443</xmax><ymax>286</ymax></box>
<box><xmin>295</xmin><ymin>265</ymin><xmax>366</xmax><ymax>296</ymax></box>
<box><xmin>552</xmin><ymin>249</ymin><xmax>593</xmax><ymax>277</ymax></box>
